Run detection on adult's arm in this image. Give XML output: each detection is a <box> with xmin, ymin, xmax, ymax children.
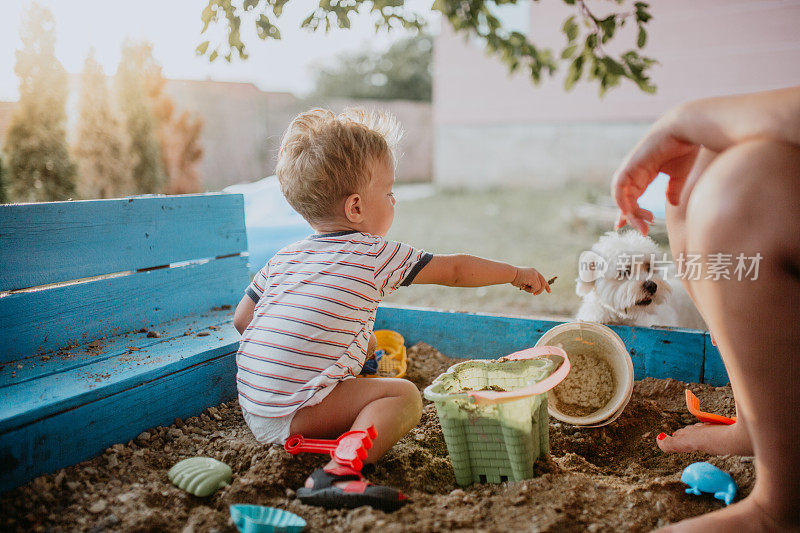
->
<box><xmin>612</xmin><ymin>87</ymin><xmax>800</xmax><ymax>234</ymax></box>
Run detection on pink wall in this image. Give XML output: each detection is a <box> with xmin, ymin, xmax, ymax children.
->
<box><xmin>434</xmin><ymin>0</ymin><xmax>800</xmax><ymax>125</ymax></box>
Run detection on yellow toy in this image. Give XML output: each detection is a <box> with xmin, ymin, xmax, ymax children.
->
<box><xmin>359</xmin><ymin>329</ymin><xmax>407</xmax><ymax>379</ymax></box>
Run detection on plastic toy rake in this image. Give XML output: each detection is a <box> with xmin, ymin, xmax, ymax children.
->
<box><xmin>284</xmin><ymin>426</ymin><xmax>377</xmax><ymax>471</ymax></box>
<box><xmin>685</xmin><ymin>389</ymin><xmax>736</xmax><ymax>425</ymax></box>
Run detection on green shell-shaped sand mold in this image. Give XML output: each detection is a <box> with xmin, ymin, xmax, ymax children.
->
<box><xmin>168</xmin><ymin>457</ymin><xmax>232</xmax><ymax>497</ymax></box>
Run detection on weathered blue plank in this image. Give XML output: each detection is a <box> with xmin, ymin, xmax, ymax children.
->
<box><xmin>0</xmin><ymin>348</ymin><xmax>237</xmax><ymax>493</ymax></box>
<box><xmin>375</xmin><ymin>306</ymin><xmax>561</xmax><ymax>359</ymax></box>
<box><xmin>374</xmin><ymin>306</ymin><xmax>705</xmax><ymax>383</ymax></box>
<box><xmin>703</xmin><ymin>334</ymin><xmax>729</xmax><ymax>386</ymax></box>
<box><xmin>0</xmin><ymin>320</ymin><xmax>240</xmax><ymax>434</ymax></box>
<box><xmin>0</xmin><ymin>255</ymin><xmax>248</xmax><ymax>364</ymax></box>
<box><xmin>0</xmin><ymin>193</ymin><xmax>247</xmax><ymax>292</ymax></box>
<box><xmin>0</xmin><ymin>308</ymin><xmax>233</xmax><ymax>389</ymax></box>
<box><xmin>607</xmin><ymin>324</ymin><xmax>703</xmax><ymax>383</ymax></box>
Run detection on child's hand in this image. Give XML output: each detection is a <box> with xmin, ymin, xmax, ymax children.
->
<box><xmin>512</xmin><ymin>267</ymin><xmax>551</xmax><ymax>295</ymax></box>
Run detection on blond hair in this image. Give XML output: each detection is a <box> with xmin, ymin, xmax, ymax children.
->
<box><xmin>275</xmin><ymin>108</ymin><xmax>403</xmax><ymax>224</ymax></box>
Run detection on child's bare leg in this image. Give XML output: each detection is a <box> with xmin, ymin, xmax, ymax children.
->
<box><xmin>290</xmin><ymin>377</ymin><xmax>422</xmax><ymax>468</ymax></box>
<box><xmin>660</xmin><ymin>139</ymin><xmax>800</xmax><ymax>530</ymax></box>
<box><xmin>660</xmin><ymin>146</ymin><xmax>753</xmax><ymax>456</ymax></box>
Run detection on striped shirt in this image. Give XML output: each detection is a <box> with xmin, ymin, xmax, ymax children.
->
<box><xmin>237</xmin><ymin>230</ymin><xmax>432</xmax><ymax>418</ymax></box>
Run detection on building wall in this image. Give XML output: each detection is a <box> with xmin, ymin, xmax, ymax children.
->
<box><xmin>433</xmin><ymin>0</ymin><xmax>800</xmax><ymax>188</ymax></box>
<box><xmin>436</xmin><ymin>122</ymin><xmax>649</xmax><ymax>188</ymax></box>
<box><xmin>164</xmin><ymin>81</ymin><xmax>433</xmax><ymax>190</ymax></box>
<box><xmin>163</xmin><ymin>80</ymin><xmax>278</xmax><ymax>192</ymax></box>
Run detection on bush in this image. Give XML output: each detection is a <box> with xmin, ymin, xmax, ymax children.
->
<box><xmin>3</xmin><ymin>4</ymin><xmax>76</xmax><ymax>202</ymax></box>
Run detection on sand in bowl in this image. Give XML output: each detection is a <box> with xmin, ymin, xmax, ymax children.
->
<box><xmin>0</xmin><ymin>343</ymin><xmax>751</xmax><ymax>532</ymax></box>
<box><xmin>552</xmin><ymin>352</ymin><xmax>615</xmax><ymax>417</ymax></box>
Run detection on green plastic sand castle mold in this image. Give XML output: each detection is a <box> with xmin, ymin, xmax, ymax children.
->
<box><xmin>424</xmin><ymin>352</ymin><xmax>560</xmax><ymax>486</ymax></box>
<box><xmin>168</xmin><ymin>457</ymin><xmax>232</xmax><ymax>497</ymax></box>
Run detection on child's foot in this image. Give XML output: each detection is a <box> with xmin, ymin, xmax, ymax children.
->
<box><xmin>657</xmin><ymin>494</ymin><xmax>797</xmax><ymax>532</ymax></box>
<box><xmin>297</xmin><ymin>465</ymin><xmax>408</xmax><ymax>512</ymax></box>
<box><xmin>657</xmin><ymin>422</ymin><xmax>753</xmax><ymax>456</ymax></box>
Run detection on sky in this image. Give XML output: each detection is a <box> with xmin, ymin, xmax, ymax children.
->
<box><xmin>0</xmin><ymin>0</ymin><xmax>439</xmax><ymax>101</ymax></box>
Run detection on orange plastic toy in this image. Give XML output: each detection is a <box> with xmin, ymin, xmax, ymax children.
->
<box><xmin>685</xmin><ymin>389</ymin><xmax>736</xmax><ymax>425</ymax></box>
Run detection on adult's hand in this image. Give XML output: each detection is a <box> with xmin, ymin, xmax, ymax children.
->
<box><xmin>611</xmin><ymin>87</ymin><xmax>800</xmax><ymax>236</ymax></box>
<box><xmin>611</xmin><ymin>110</ymin><xmax>699</xmax><ymax>236</ymax></box>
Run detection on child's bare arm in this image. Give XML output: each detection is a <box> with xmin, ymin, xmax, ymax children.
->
<box><xmin>412</xmin><ymin>254</ymin><xmax>551</xmax><ymax>295</ymax></box>
<box><xmin>233</xmin><ymin>295</ymin><xmax>256</xmax><ymax>334</ymax></box>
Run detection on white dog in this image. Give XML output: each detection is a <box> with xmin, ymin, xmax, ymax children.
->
<box><xmin>575</xmin><ymin>231</ymin><xmax>707</xmax><ymax>330</ymax></box>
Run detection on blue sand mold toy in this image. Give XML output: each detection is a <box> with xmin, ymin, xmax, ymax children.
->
<box><xmin>360</xmin><ymin>349</ymin><xmax>385</xmax><ymax>375</ymax></box>
<box><xmin>681</xmin><ymin>462</ymin><xmax>738</xmax><ymax>505</ymax></box>
<box><xmin>229</xmin><ymin>505</ymin><xmax>306</xmax><ymax>533</ymax></box>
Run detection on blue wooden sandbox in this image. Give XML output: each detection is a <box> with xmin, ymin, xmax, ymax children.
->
<box><xmin>0</xmin><ymin>194</ymin><xmax>727</xmax><ymax>493</ymax></box>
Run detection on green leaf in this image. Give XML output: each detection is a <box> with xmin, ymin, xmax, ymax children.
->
<box><xmin>431</xmin><ymin>0</ymin><xmax>446</xmax><ymax>13</ymax></box>
<box><xmin>195</xmin><ymin>41</ymin><xmax>209</xmax><ymax>55</ymax></box>
<box><xmin>200</xmin><ymin>4</ymin><xmax>216</xmax><ymax>33</ymax></box>
<box><xmin>561</xmin><ymin>44</ymin><xmax>577</xmax><ymax>59</ymax></box>
<box><xmin>635</xmin><ymin>2</ymin><xmax>652</xmax><ymax>23</ymax></box>
<box><xmin>562</xmin><ymin>16</ymin><xmax>578</xmax><ymax>42</ymax></box>
<box><xmin>637</xmin><ymin>26</ymin><xmax>647</xmax><ymax>48</ymax></box>
<box><xmin>564</xmin><ymin>55</ymin><xmax>583</xmax><ymax>91</ymax></box>
<box><xmin>599</xmin><ymin>15</ymin><xmax>615</xmax><ymax>37</ymax></box>
<box><xmin>209</xmin><ymin>49</ymin><xmax>218</xmax><ymax>62</ymax></box>
<box><xmin>601</xmin><ymin>56</ymin><xmax>625</xmax><ymax>76</ymax></box>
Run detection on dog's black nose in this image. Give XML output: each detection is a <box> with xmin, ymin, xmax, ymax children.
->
<box><xmin>643</xmin><ymin>280</ymin><xmax>657</xmax><ymax>294</ymax></box>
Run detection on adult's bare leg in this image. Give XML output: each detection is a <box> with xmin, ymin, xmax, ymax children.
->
<box><xmin>659</xmin><ymin>147</ymin><xmax>753</xmax><ymax>456</ymax></box>
<box><xmin>661</xmin><ymin>139</ymin><xmax>800</xmax><ymax>530</ymax></box>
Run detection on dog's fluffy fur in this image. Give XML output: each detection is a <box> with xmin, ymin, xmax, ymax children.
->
<box><xmin>575</xmin><ymin>231</ymin><xmax>707</xmax><ymax>330</ymax></box>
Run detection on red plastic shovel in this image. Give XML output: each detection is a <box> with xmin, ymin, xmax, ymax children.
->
<box><xmin>284</xmin><ymin>426</ymin><xmax>378</xmax><ymax>471</ymax></box>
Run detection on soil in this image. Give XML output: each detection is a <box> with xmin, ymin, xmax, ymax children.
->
<box><xmin>1</xmin><ymin>343</ymin><xmax>752</xmax><ymax>532</ymax></box>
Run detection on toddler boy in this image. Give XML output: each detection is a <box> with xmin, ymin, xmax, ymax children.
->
<box><xmin>233</xmin><ymin>108</ymin><xmax>551</xmax><ymax>510</ymax></box>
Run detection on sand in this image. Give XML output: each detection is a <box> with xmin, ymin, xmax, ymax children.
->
<box><xmin>0</xmin><ymin>343</ymin><xmax>752</xmax><ymax>532</ymax></box>
<box><xmin>552</xmin><ymin>352</ymin><xmax>615</xmax><ymax>417</ymax></box>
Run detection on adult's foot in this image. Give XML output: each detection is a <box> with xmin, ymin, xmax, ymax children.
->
<box><xmin>657</xmin><ymin>422</ymin><xmax>753</xmax><ymax>456</ymax></box>
<box><xmin>657</xmin><ymin>495</ymin><xmax>797</xmax><ymax>532</ymax></box>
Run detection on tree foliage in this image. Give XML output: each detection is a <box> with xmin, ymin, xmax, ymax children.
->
<box><xmin>313</xmin><ymin>33</ymin><xmax>432</xmax><ymax>101</ymax></box>
<box><xmin>199</xmin><ymin>0</ymin><xmax>655</xmax><ymax>95</ymax></box>
<box><xmin>72</xmin><ymin>50</ymin><xmax>136</xmax><ymax>199</ymax></box>
<box><xmin>0</xmin><ymin>154</ymin><xmax>8</xmax><ymax>204</ymax></box>
<box><xmin>3</xmin><ymin>3</ymin><xmax>76</xmax><ymax>203</ymax></box>
<box><xmin>116</xmin><ymin>42</ymin><xmax>165</xmax><ymax>195</ymax></box>
<box><xmin>161</xmin><ymin>111</ymin><xmax>205</xmax><ymax>195</ymax></box>
<box><xmin>131</xmin><ymin>43</ymin><xmax>205</xmax><ymax>195</ymax></box>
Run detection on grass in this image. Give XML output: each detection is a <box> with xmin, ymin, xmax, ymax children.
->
<box><xmin>382</xmin><ymin>183</ymin><xmax>620</xmax><ymax>319</ymax></box>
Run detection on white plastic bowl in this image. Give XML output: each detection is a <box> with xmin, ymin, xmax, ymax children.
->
<box><xmin>535</xmin><ymin>321</ymin><xmax>634</xmax><ymax>427</ymax></box>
